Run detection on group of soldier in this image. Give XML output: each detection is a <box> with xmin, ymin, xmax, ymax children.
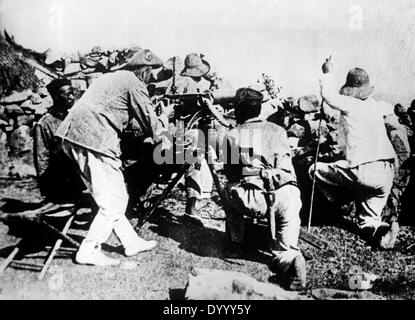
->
<box><xmin>32</xmin><ymin>48</ymin><xmax>410</xmax><ymax>291</ymax></box>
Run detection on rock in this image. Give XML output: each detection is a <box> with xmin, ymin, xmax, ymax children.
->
<box><xmin>37</xmin><ymin>87</ymin><xmax>49</xmax><ymax>97</ymax></box>
<box><xmin>64</xmin><ymin>62</ymin><xmax>82</xmax><ymax>76</ymax></box>
<box><xmin>0</xmin><ymin>128</ymin><xmax>7</xmax><ymax>143</ymax></box>
<box><xmin>31</xmin><ymin>93</ymin><xmax>42</xmax><ymax>105</ymax></box>
<box><xmin>298</xmin><ymin>95</ymin><xmax>319</xmax><ymax>113</ymax></box>
<box><xmin>288</xmin><ymin>123</ymin><xmax>306</xmax><ymax>139</ymax></box>
<box><xmin>7</xmin><ymin>163</ymin><xmax>36</xmax><ymax>179</ymax></box>
<box><xmin>8</xmin><ymin>125</ymin><xmax>33</xmax><ymax>155</ymax></box>
<box><xmin>20</xmin><ymin>100</ymin><xmax>36</xmax><ymax>112</ymax></box>
<box><xmin>311</xmin><ymin>288</ymin><xmax>385</xmax><ymax>300</ymax></box>
<box><xmin>0</xmin><ymin>130</ymin><xmax>8</xmax><ymax>169</ymax></box>
<box><xmin>184</xmin><ymin>268</ymin><xmax>310</xmax><ymax>300</ymax></box>
<box><xmin>16</xmin><ymin>114</ymin><xmax>35</xmax><ymax>127</ymax></box>
<box><xmin>3</xmin><ymin>118</ymin><xmax>15</xmax><ymax>131</ymax></box>
<box><xmin>34</xmin><ymin>103</ymin><xmax>49</xmax><ymax>116</ymax></box>
<box><xmin>0</xmin><ymin>105</ymin><xmax>6</xmax><ymax>120</ymax></box>
<box><xmin>41</xmin><ymin>96</ymin><xmax>54</xmax><ymax>109</ymax></box>
<box><xmin>5</xmin><ymin>104</ymin><xmax>24</xmax><ymax>116</ymax></box>
<box><xmin>0</xmin><ymin>90</ymin><xmax>33</xmax><ymax>104</ymax></box>
<box><xmin>0</xmin><ymin>119</ymin><xmax>9</xmax><ymax>127</ymax></box>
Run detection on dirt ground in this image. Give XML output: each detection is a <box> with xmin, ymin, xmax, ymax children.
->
<box><xmin>0</xmin><ymin>177</ymin><xmax>414</xmax><ymax>300</ymax></box>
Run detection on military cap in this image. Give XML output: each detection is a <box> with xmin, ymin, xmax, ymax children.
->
<box><xmin>234</xmin><ymin>87</ymin><xmax>263</xmax><ymax>108</ymax></box>
<box><xmin>111</xmin><ymin>49</ymin><xmax>163</xmax><ymax>71</ymax></box>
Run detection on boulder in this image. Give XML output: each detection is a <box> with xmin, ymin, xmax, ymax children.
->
<box><xmin>288</xmin><ymin>123</ymin><xmax>306</xmax><ymax>139</ymax></box>
<box><xmin>0</xmin><ymin>89</ymin><xmax>33</xmax><ymax>104</ymax></box>
<box><xmin>7</xmin><ymin>163</ymin><xmax>37</xmax><ymax>179</ymax></box>
<box><xmin>34</xmin><ymin>102</ymin><xmax>49</xmax><ymax>115</ymax></box>
<box><xmin>184</xmin><ymin>268</ymin><xmax>310</xmax><ymax>300</ymax></box>
<box><xmin>2</xmin><ymin>118</ymin><xmax>15</xmax><ymax>133</ymax></box>
<box><xmin>5</xmin><ymin>104</ymin><xmax>24</xmax><ymax>116</ymax></box>
<box><xmin>8</xmin><ymin>125</ymin><xmax>33</xmax><ymax>155</ymax></box>
<box><xmin>0</xmin><ymin>118</ymin><xmax>9</xmax><ymax>127</ymax></box>
<box><xmin>16</xmin><ymin>114</ymin><xmax>35</xmax><ymax>127</ymax></box>
<box><xmin>0</xmin><ymin>127</ymin><xmax>7</xmax><ymax>144</ymax></box>
<box><xmin>0</xmin><ymin>104</ymin><xmax>7</xmax><ymax>120</ymax></box>
<box><xmin>298</xmin><ymin>95</ymin><xmax>319</xmax><ymax>113</ymax></box>
<box><xmin>37</xmin><ymin>86</ymin><xmax>49</xmax><ymax>98</ymax></box>
<box><xmin>64</xmin><ymin>62</ymin><xmax>82</xmax><ymax>76</ymax></box>
<box><xmin>31</xmin><ymin>93</ymin><xmax>42</xmax><ymax>105</ymax></box>
<box><xmin>0</xmin><ymin>130</ymin><xmax>8</xmax><ymax>169</ymax></box>
<box><xmin>20</xmin><ymin>100</ymin><xmax>36</xmax><ymax>112</ymax></box>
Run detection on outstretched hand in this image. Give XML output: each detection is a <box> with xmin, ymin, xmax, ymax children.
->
<box><xmin>322</xmin><ymin>55</ymin><xmax>333</xmax><ymax>74</ymax></box>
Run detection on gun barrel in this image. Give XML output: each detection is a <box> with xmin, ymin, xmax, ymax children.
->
<box><xmin>211</xmin><ymin>89</ymin><xmax>236</xmax><ymax>105</ymax></box>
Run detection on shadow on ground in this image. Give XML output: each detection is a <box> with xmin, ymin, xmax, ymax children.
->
<box><xmin>147</xmin><ymin>207</ymin><xmax>271</xmax><ymax>266</ymax></box>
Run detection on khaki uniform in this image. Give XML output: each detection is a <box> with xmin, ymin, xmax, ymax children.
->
<box><xmin>223</xmin><ymin>118</ymin><xmax>303</xmax><ymax>269</ymax></box>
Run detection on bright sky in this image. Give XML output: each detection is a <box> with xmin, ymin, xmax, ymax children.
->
<box><xmin>1</xmin><ymin>0</ymin><xmax>415</xmax><ymax>106</ymax></box>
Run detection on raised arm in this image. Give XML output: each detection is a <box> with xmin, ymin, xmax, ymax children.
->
<box><xmin>319</xmin><ymin>56</ymin><xmax>358</xmax><ymax>115</ymax></box>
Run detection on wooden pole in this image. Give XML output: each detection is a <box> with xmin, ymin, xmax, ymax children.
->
<box><xmin>307</xmin><ymin>107</ymin><xmax>324</xmax><ymax>232</ymax></box>
<box><xmin>38</xmin><ymin>214</ymin><xmax>75</xmax><ymax>280</ymax></box>
<box><xmin>0</xmin><ymin>247</ymin><xmax>20</xmax><ymax>274</ymax></box>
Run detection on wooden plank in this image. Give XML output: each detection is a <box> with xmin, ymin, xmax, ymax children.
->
<box><xmin>299</xmin><ymin>229</ymin><xmax>328</xmax><ymax>250</ymax></box>
<box><xmin>0</xmin><ymin>247</ymin><xmax>19</xmax><ymax>274</ymax></box>
<box><xmin>38</xmin><ymin>214</ymin><xmax>76</xmax><ymax>280</ymax></box>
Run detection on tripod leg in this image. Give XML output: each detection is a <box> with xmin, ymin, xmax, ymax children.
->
<box><xmin>136</xmin><ymin>164</ymin><xmax>190</xmax><ymax>229</ymax></box>
<box><xmin>206</xmin><ymin>162</ymin><xmax>233</xmax><ymax>215</ymax></box>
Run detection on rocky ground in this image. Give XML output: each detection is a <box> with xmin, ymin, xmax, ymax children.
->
<box><xmin>0</xmin><ymin>176</ymin><xmax>414</xmax><ymax>300</ymax></box>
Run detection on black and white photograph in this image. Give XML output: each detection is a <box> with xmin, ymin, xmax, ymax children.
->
<box><xmin>0</xmin><ymin>0</ymin><xmax>414</xmax><ymax>303</ymax></box>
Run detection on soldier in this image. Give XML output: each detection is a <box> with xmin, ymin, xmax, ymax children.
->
<box><xmin>310</xmin><ymin>56</ymin><xmax>398</xmax><ymax>249</ymax></box>
<box><xmin>56</xmin><ymin>49</ymin><xmax>170</xmax><ymax>266</ymax></box>
<box><xmin>223</xmin><ymin>88</ymin><xmax>306</xmax><ymax>291</ymax></box>
<box><xmin>33</xmin><ymin>78</ymin><xmax>84</xmax><ymax>203</ymax></box>
<box><xmin>179</xmin><ymin>53</ymin><xmax>234</xmax><ymax>217</ymax></box>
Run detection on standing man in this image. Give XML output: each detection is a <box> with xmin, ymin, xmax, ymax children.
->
<box><xmin>56</xmin><ymin>49</ymin><xmax>167</xmax><ymax>266</ymax></box>
<box><xmin>34</xmin><ymin>78</ymin><xmax>84</xmax><ymax>203</ymax></box>
<box><xmin>309</xmin><ymin>57</ymin><xmax>398</xmax><ymax>249</ymax></box>
<box><xmin>223</xmin><ymin>88</ymin><xmax>306</xmax><ymax>291</ymax></box>
<box><xmin>179</xmin><ymin>53</ymin><xmax>234</xmax><ymax>217</ymax></box>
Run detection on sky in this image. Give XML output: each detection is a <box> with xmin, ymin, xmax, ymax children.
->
<box><xmin>1</xmin><ymin>0</ymin><xmax>415</xmax><ymax>106</ymax></box>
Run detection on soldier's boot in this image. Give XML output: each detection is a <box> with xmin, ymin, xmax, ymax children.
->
<box><xmin>185</xmin><ymin>197</ymin><xmax>200</xmax><ymax>217</ymax></box>
<box><xmin>360</xmin><ymin>221</ymin><xmax>399</xmax><ymax>250</ymax></box>
<box><xmin>75</xmin><ymin>242</ymin><xmax>120</xmax><ymax>266</ymax></box>
<box><xmin>378</xmin><ymin>221</ymin><xmax>400</xmax><ymax>250</ymax></box>
<box><xmin>287</xmin><ymin>255</ymin><xmax>307</xmax><ymax>291</ymax></box>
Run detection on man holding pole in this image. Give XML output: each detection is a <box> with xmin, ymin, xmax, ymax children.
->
<box><xmin>309</xmin><ymin>56</ymin><xmax>399</xmax><ymax>249</ymax></box>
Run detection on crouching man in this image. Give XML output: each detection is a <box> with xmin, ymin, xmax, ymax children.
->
<box><xmin>309</xmin><ymin>56</ymin><xmax>398</xmax><ymax>249</ymax></box>
<box><xmin>223</xmin><ymin>88</ymin><xmax>306</xmax><ymax>290</ymax></box>
<box><xmin>56</xmin><ymin>49</ymin><xmax>168</xmax><ymax>266</ymax></box>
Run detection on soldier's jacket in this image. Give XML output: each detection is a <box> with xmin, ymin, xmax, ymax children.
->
<box><xmin>33</xmin><ymin>108</ymin><xmax>84</xmax><ymax>202</ymax></box>
<box><xmin>34</xmin><ymin>109</ymin><xmax>67</xmax><ymax>178</ymax></box>
<box><xmin>223</xmin><ymin>118</ymin><xmax>297</xmax><ymax>191</ymax></box>
<box><xmin>56</xmin><ymin>70</ymin><xmax>164</xmax><ymax>159</ymax></box>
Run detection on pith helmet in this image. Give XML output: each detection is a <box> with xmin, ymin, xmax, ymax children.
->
<box><xmin>180</xmin><ymin>53</ymin><xmax>210</xmax><ymax>77</ymax></box>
